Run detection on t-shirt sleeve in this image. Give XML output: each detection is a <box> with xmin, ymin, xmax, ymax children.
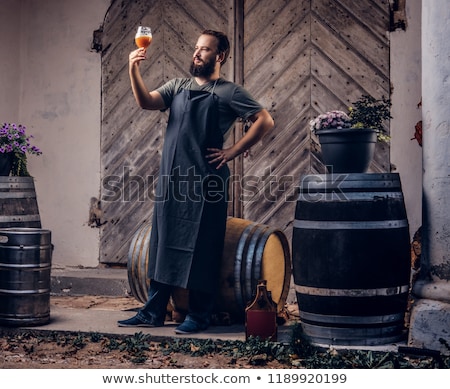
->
<box><xmin>156</xmin><ymin>78</ymin><xmax>180</xmax><ymax>108</ymax></box>
<box><xmin>229</xmin><ymin>85</ymin><xmax>264</xmax><ymax>120</ymax></box>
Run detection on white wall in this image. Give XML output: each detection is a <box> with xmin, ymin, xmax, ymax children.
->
<box><xmin>0</xmin><ymin>0</ymin><xmax>423</xmax><ymax>269</ymax></box>
<box><xmin>0</xmin><ymin>0</ymin><xmax>21</xmax><ymax>120</ymax></box>
<box><xmin>1</xmin><ymin>0</ymin><xmax>110</xmax><ymax>268</ymax></box>
<box><xmin>390</xmin><ymin>0</ymin><xmax>423</xmax><ymax>238</ymax></box>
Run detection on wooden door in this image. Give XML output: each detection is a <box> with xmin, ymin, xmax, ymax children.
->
<box><xmin>100</xmin><ymin>0</ymin><xmax>234</xmax><ymax>264</ymax></box>
<box><xmin>99</xmin><ymin>0</ymin><xmax>390</xmax><ymax>264</ymax></box>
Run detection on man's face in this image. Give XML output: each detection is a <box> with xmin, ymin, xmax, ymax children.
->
<box><xmin>189</xmin><ymin>34</ymin><xmax>219</xmax><ymax>77</ymax></box>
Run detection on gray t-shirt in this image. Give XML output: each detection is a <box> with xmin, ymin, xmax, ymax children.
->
<box><xmin>156</xmin><ymin>77</ymin><xmax>263</xmax><ymax>137</ymax></box>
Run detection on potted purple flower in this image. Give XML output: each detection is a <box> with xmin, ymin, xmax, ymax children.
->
<box><xmin>0</xmin><ymin>123</ymin><xmax>42</xmax><ymax>176</ymax></box>
<box><xmin>310</xmin><ymin>95</ymin><xmax>391</xmax><ymax>173</ymax></box>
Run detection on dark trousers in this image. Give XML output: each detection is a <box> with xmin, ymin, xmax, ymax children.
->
<box><xmin>137</xmin><ymin>280</ymin><xmax>215</xmax><ymax>327</ymax></box>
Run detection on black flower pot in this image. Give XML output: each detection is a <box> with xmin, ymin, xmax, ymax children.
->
<box><xmin>316</xmin><ymin>128</ymin><xmax>377</xmax><ymax>173</ymax></box>
<box><xmin>0</xmin><ymin>153</ymin><xmax>13</xmax><ymax>176</ymax></box>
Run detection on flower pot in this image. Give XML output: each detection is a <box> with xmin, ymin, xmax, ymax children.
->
<box><xmin>316</xmin><ymin>128</ymin><xmax>377</xmax><ymax>173</ymax></box>
<box><xmin>0</xmin><ymin>153</ymin><xmax>13</xmax><ymax>176</ymax></box>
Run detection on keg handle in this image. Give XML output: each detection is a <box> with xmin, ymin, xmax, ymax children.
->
<box><xmin>0</xmin><ymin>235</ymin><xmax>8</xmax><ymax>243</ymax></box>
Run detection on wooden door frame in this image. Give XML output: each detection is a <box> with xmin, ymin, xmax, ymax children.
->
<box><xmin>232</xmin><ymin>0</ymin><xmax>244</xmax><ymax>218</ymax></box>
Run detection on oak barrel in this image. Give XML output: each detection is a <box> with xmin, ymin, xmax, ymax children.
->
<box><xmin>0</xmin><ymin>228</ymin><xmax>52</xmax><ymax>326</ymax></box>
<box><xmin>292</xmin><ymin>173</ymin><xmax>411</xmax><ymax>345</ymax></box>
<box><xmin>127</xmin><ymin>217</ymin><xmax>292</xmax><ymax>322</ymax></box>
<box><xmin>127</xmin><ymin>223</ymin><xmax>152</xmax><ymax>304</ymax></box>
<box><xmin>0</xmin><ymin>176</ymin><xmax>41</xmax><ymax>229</ymax></box>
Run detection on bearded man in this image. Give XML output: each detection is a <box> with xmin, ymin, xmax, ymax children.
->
<box><xmin>118</xmin><ymin>30</ymin><xmax>274</xmax><ymax>334</ymax></box>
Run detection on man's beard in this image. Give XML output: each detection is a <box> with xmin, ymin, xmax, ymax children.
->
<box><xmin>189</xmin><ymin>57</ymin><xmax>216</xmax><ymax>77</ymax></box>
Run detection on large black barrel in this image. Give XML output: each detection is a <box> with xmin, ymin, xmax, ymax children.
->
<box><xmin>0</xmin><ymin>228</ymin><xmax>52</xmax><ymax>326</ymax></box>
<box><xmin>0</xmin><ymin>176</ymin><xmax>41</xmax><ymax>229</ymax></box>
<box><xmin>292</xmin><ymin>173</ymin><xmax>411</xmax><ymax>346</ymax></box>
<box><xmin>128</xmin><ymin>217</ymin><xmax>292</xmax><ymax>323</ymax></box>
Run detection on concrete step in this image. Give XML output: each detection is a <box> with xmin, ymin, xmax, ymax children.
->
<box><xmin>51</xmin><ymin>267</ymin><xmax>130</xmax><ymax>297</ymax></box>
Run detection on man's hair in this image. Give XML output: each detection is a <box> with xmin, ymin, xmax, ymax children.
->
<box><xmin>201</xmin><ymin>30</ymin><xmax>230</xmax><ymax>66</ymax></box>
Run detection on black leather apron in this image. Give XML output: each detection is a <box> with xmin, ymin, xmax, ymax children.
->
<box><xmin>148</xmin><ymin>83</ymin><xmax>229</xmax><ymax>293</ymax></box>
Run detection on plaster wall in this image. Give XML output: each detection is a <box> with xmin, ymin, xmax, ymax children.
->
<box><xmin>0</xmin><ymin>0</ymin><xmax>423</xmax><ymax>269</ymax></box>
<box><xmin>1</xmin><ymin>0</ymin><xmax>109</xmax><ymax>268</ymax></box>
<box><xmin>390</xmin><ymin>0</ymin><xmax>423</xmax><ymax>239</ymax></box>
<box><xmin>0</xmin><ymin>0</ymin><xmax>21</xmax><ymax>120</ymax></box>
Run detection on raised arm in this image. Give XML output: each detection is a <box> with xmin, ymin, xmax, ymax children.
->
<box><xmin>129</xmin><ymin>48</ymin><xmax>166</xmax><ymax>110</ymax></box>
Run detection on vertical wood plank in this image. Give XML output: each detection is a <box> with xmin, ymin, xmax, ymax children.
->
<box><xmin>232</xmin><ymin>0</ymin><xmax>244</xmax><ymax>218</ymax></box>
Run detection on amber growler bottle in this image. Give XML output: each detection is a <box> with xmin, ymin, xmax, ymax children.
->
<box><xmin>245</xmin><ymin>280</ymin><xmax>277</xmax><ymax>341</ymax></box>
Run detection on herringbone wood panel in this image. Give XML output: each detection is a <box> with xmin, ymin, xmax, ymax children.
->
<box><xmin>100</xmin><ymin>0</ymin><xmax>389</xmax><ymax>263</ymax></box>
<box><xmin>100</xmin><ymin>0</ymin><xmax>232</xmax><ymax>263</ymax></box>
<box><xmin>242</xmin><ymin>0</ymin><xmax>390</xmax><ymax>244</ymax></box>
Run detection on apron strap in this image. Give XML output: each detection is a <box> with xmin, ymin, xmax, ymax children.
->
<box><xmin>211</xmin><ymin>79</ymin><xmax>218</xmax><ymax>95</ymax></box>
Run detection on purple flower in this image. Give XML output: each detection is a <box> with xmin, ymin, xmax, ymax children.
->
<box><xmin>310</xmin><ymin>110</ymin><xmax>352</xmax><ymax>133</ymax></box>
<box><xmin>0</xmin><ymin>122</ymin><xmax>42</xmax><ymax>175</ymax></box>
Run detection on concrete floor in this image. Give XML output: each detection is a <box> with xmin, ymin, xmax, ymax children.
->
<box><xmin>1</xmin><ymin>267</ymin><xmax>404</xmax><ymax>352</ymax></box>
<box><xmin>13</xmin><ymin>267</ymin><xmax>294</xmax><ymax>343</ymax></box>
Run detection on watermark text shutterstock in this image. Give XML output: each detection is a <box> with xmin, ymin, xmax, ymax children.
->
<box><xmin>101</xmin><ymin>166</ymin><xmax>349</xmax><ymax>203</ymax></box>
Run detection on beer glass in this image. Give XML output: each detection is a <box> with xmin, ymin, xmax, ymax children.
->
<box><xmin>135</xmin><ymin>26</ymin><xmax>152</xmax><ymax>49</ymax></box>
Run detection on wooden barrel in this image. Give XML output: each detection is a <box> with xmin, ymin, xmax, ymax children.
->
<box><xmin>215</xmin><ymin>217</ymin><xmax>291</xmax><ymax>321</ymax></box>
<box><xmin>0</xmin><ymin>228</ymin><xmax>52</xmax><ymax>326</ymax></box>
<box><xmin>127</xmin><ymin>217</ymin><xmax>292</xmax><ymax>323</ymax></box>
<box><xmin>0</xmin><ymin>177</ymin><xmax>41</xmax><ymax>229</ymax></box>
<box><xmin>127</xmin><ymin>223</ymin><xmax>152</xmax><ymax>304</ymax></box>
<box><xmin>292</xmin><ymin>173</ymin><xmax>411</xmax><ymax>346</ymax></box>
